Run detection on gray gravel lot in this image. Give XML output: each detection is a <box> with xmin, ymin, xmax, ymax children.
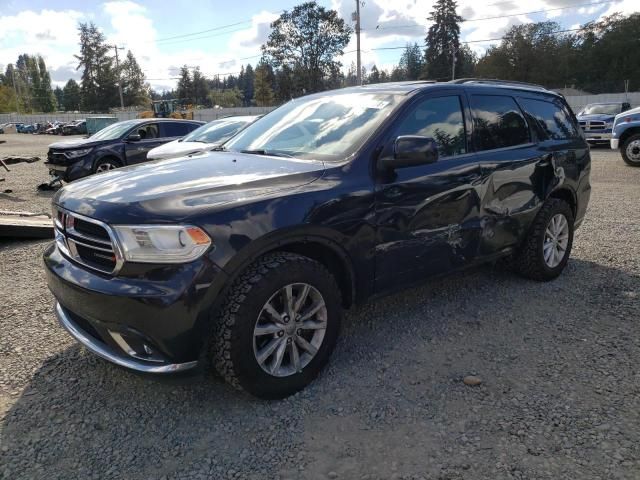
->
<box><xmin>0</xmin><ymin>139</ymin><xmax>639</xmax><ymax>480</ymax></box>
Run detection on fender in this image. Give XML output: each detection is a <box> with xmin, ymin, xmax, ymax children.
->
<box><xmin>211</xmin><ymin>226</ymin><xmax>359</xmax><ymax>305</ymax></box>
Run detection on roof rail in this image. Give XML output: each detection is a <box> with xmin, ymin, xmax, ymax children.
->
<box><xmin>449</xmin><ymin>78</ymin><xmax>548</xmax><ymax>90</ymax></box>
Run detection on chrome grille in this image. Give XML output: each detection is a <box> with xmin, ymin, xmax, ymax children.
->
<box><xmin>579</xmin><ymin>120</ymin><xmax>607</xmax><ymax>131</ymax></box>
<box><xmin>54</xmin><ymin>208</ymin><xmax>122</xmax><ymax>274</ymax></box>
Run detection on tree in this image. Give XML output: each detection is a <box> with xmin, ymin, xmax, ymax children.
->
<box><xmin>209</xmin><ymin>88</ymin><xmax>243</xmax><ymax>108</ymax></box>
<box><xmin>191</xmin><ymin>67</ymin><xmax>208</xmax><ymax>106</ymax></box>
<box><xmin>368</xmin><ymin>65</ymin><xmax>381</xmax><ymax>84</ymax></box>
<box><xmin>262</xmin><ymin>1</ymin><xmax>352</xmax><ymax>94</ymax></box>
<box><xmin>36</xmin><ymin>56</ymin><xmax>55</xmax><ymax>112</ymax></box>
<box><xmin>53</xmin><ymin>86</ymin><xmax>64</xmax><ymax>110</ymax></box>
<box><xmin>253</xmin><ymin>63</ymin><xmax>275</xmax><ymax>106</ymax></box>
<box><xmin>0</xmin><ymin>85</ymin><xmax>17</xmax><ymax>113</ymax></box>
<box><xmin>424</xmin><ymin>0</ymin><xmax>462</xmax><ymax>80</ymax></box>
<box><xmin>120</xmin><ymin>50</ymin><xmax>149</xmax><ymax>107</ymax></box>
<box><xmin>243</xmin><ymin>64</ymin><xmax>255</xmax><ymax>106</ymax></box>
<box><xmin>176</xmin><ymin>66</ymin><xmax>192</xmax><ymax>104</ymax></box>
<box><xmin>62</xmin><ymin>79</ymin><xmax>81</xmax><ymax>111</ymax></box>
<box><xmin>399</xmin><ymin>43</ymin><xmax>425</xmax><ymax>80</ymax></box>
<box><xmin>76</xmin><ymin>22</ymin><xmax>118</xmax><ymax>111</ymax></box>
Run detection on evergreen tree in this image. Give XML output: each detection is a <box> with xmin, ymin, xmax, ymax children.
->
<box><xmin>62</xmin><ymin>79</ymin><xmax>81</xmax><ymax>111</ymax></box>
<box><xmin>368</xmin><ymin>65</ymin><xmax>381</xmax><ymax>84</ymax></box>
<box><xmin>191</xmin><ymin>67</ymin><xmax>208</xmax><ymax>106</ymax></box>
<box><xmin>53</xmin><ymin>86</ymin><xmax>64</xmax><ymax>110</ymax></box>
<box><xmin>424</xmin><ymin>0</ymin><xmax>462</xmax><ymax>80</ymax></box>
<box><xmin>253</xmin><ymin>63</ymin><xmax>275</xmax><ymax>106</ymax></box>
<box><xmin>243</xmin><ymin>64</ymin><xmax>255</xmax><ymax>106</ymax></box>
<box><xmin>176</xmin><ymin>66</ymin><xmax>192</xmax><ymax>104</ymax></box>
<box><xmin>399</xmin><ymin>43</ymin><xmax>425</xmax><ymax>80</ymax></box>
<box><xmin>76</xmin><ymin>22</ymin><xmax>118</xmax><ymax>111</ymax></box>
<box><xmin>36</xmin><ymin>56</ymin><xmax>55</xmax><ymax>112</ymax></box>
<box><xmin>120</xmin><ymin>50</ymin><xmax>149</xmax><ymax>107</ymax></box>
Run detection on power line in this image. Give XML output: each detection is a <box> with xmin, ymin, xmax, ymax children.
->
<box><xmin>363</xmin><ymin>0</ymin><xmax>616</xmax><ymax>31</ymax></box>
<box><xmin>152</xmin><ymin>20</ymin><xmax>252</xmax><ymax>44</ymax></box>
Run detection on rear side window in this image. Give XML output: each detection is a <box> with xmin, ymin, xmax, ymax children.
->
<box><xmin>471</xmin><ymin>95</ymin><xmax>529</xmax><ymax>151</ymax></box>
<box><xmin>162</xmin><ymin>122</ymin><xmax>199</xmax><ymax>137</ymax></box>
<box><xmin>519</xmin><ymin>98</ymin><xmax>580</xmax><ymax>141</ymax></box>
<box><xmin>394</xmin><ymin>95</ymin><xmax>467</xmax><ymax>157</ymax></box>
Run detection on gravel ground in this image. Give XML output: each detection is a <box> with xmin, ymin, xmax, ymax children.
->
<box><xmin>0</xmin><ymin>143</ymin><xmax>639</xmax><ymax>480</ymax></box>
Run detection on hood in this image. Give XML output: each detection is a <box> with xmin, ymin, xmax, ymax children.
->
<box><xmin>576</xmin><ymin>113</ymin><xmax>616</xmax><ymax>122</ymax></box>
<box><xmin>49</xmin><ymin>137</ymin><xmax>105</xmax><ymax>150</ymax></box>
<box><xmin>147</xmin><ymin>140</ymin><xmax>210</xmax><ymax>160</ymax></box>
<box><xmin>615</xmin><ymin>106</ymin><xmax>640</xmax><ymax>121</ymax></box>
<box><xmin>54</xmin><ymin>151</ymin><xmax>325</xmax><ymax>223</ymax></box>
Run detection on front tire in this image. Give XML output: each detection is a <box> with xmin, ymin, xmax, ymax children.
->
<box><xmin>209</xmin><ymin>252</ymin><xmax>342</xmax><ymax>399</ymax></box>
<box><xmin>621</xmin><ymin>133</ymin><xmax>640</xmax><ymax>166</ymax></box>
<box><xmin>93</xmin><ymin>157</ymin><xmax>121</xmax><ymax>174</ymax></box>
<box><xmin>516</xmin><ymin>199</ymin><xmax>574</xmax><ymax>281</ymax></box>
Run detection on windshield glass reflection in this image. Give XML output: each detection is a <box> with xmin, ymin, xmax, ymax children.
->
<box><xmin>225</xmin><ymin>92</ymin><xmax>403</xmax><ymax>161</ymax></box>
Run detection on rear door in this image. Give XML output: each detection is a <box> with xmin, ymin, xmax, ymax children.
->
<box><xmin>160</xmin><ymin>121</ymin><xmax>200</xmax><ymax>141</ymax></box>
<box><xmin>374</xmin><ymin>91</ymin><xmax>483</xmax><ymax>292</ymax></box>
<box><xmin>469</xmin><ymin>93</ymin><xmax>550</xmax><ymax>257</ymax></box>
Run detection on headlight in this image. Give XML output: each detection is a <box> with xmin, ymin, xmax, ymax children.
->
<box><xmin>606</xmin><ymin>121</ymin><xmax>614</xmax><ymax>129</ymax></box>
<box><xmin>64</xmin><ymin>148</ymin><xmax>93</xmax><ymax>159</ymax></box>
<box><xmin>112</xmin><ymin>225</ymin><xmax>211</xmax><ymax>263</ymax></box>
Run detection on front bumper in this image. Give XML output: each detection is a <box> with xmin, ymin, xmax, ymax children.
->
<box><xmin>585</xmin><ymin>133</ymin><xmax>612</xmax><ymax>142</ymax></box>
<box><xmin>611</xmin><ymin>138</ymin><xmax>620</xmax><ymax>150</ymax></box>
<box><xmin>44</xmin><ymin>242</ymin><xmax>228</xmax><ymax>370</ymax></box>
<box><xmin>55</xmin><ymin>302</ymin><xmax>198</xmax><ymax>373</ymax></box>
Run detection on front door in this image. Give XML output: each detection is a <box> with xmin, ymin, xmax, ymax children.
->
<box><xmin>374</xmin><ymin>92</ymin><xmax>483</xmax><ymax>293</ymax></box>
<box><xmin>124</xmin><ymin>122</ymin><xmax>165</xmax><ymax>165</ymax></box>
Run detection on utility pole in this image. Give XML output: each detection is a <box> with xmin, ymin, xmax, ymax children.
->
<box><xmin>111</xmin><ymin>45</ymin><xmax>125</xmax><ymax>110</ymax></box>
<box><xmin>451</xmin><ymin>46</ymin><xmax>457</xmax><ymax>81</ymax></box>
<box><xmin>11</xmin><ymin>68</ymin><xmax>21</xmax><ymax>115</ymax></box>
<box><xmin>355</xmin><ymin>0</ymin><xmax>362</xmax><ymax>86</ymax></box>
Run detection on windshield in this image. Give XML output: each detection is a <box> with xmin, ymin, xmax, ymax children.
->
<box><xmin>182</xmin><ymin>118</ymin><xmax>251</xmax><ymax>143</ymax></box>
<box><xmin>89</xmin><ymin>120</ymin><xmax>138</xmax><ymax>140</ymax></box>
<box><xmin>224</xmin><ymin>92</ymin><xmax>403</xmax><ymax>161</ymax></box>
<box><xmin>581</xmin><ymin>104</ymin><xmax>622</xmax><ymax>115</ymax></box>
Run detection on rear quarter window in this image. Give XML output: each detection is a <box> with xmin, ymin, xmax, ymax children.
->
<box><xmin>470</xmin><ymin>95</ymin><xmax>530</xmax><ymax>151</ymax></box>
<box><xmin>518</xmin><ymin>97</ymin><xmax>580</xmax><ymax>141</ymax></box>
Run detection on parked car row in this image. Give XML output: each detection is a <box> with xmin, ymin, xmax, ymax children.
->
<box><xmin>46</xmin><ymin>80</ymin><xmax>592</xmax><ymax>398</ymax></box>
<box><xmin>45</xmin><ymin>116</ymin><xmax>258</xmax><ymax>182</ymax></box>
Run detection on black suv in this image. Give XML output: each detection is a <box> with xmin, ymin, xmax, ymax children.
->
<box><xmin>45</xmin><ymin>118</ymin><xmax>203</xmax><ymax>182</ymax></box>
<box><xmin>44</xmin><ymin>80</ymin><xmax>591</xmax><ymax>398</ymax></box>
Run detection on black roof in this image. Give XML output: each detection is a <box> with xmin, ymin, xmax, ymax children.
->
<box><xmin>342</xmin><ymin>78</ymin><xmax>558</xmax><ymax>97</ymax></box>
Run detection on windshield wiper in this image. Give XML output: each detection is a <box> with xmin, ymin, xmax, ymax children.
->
<box><xmin>240</xmin><ymin>149</ymin><xmax>293</xmax><ymax>158</ymax></box>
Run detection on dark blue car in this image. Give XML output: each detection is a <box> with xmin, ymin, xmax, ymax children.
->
<box><xmin>45</xmin><ymin>80</ymin><xmax>591</xmax><ymax>398</ymax></box>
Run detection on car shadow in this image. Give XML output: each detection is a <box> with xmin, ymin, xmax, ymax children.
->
<box><xmin>1</xmin><ymin>257</ymin><xmax>638</xmax><ymax>479</ymax></box>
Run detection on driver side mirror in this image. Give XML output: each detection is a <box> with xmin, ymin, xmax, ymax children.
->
<box><xmin>127</xmin><ymin>133</ymin><xmax>141</xmax><ymax>142</ymax></box>
<box><xmin>379</xmin><ymin>136</ymin><xmax>439</xmax><ymax>170</ymax></box>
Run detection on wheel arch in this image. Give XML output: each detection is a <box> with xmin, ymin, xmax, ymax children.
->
<box><xmin>619</xmin><ymin>126</ymin><xmax>640</xmax><ymax>147</ymax></box>
<box><xmin>547</xmin><ymin>187</ymin><xmax>577</xmax><ymax>218</ymax></box>
<box><xmin>220</xmin><ymin>233</ymin><xmax>357</xmax><ymax>309</ymax></box>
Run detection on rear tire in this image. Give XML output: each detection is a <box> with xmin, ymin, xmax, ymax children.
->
<box><xmin>621</xmin><ymin>133</ymin><xmax>640</xmax><ymax>166</ymax></box>
<box><xmin>515</xmin><ymin>199</ymin><xmax>574</xmax><ymax>281</ymax></box>
<box><xmin>208</xmin><ymin>252</ymin><xmax>342</xmax><ymax>399</ymax></box>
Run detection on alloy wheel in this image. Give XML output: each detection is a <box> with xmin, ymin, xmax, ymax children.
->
<box><xmin>96</xmin><ymin>163</ymin><xmax>117</xmax><ymax>173</ymax></box>
<box><xmin>253</xmin><ymin>283</ymin><xmax>327</xmax><ymax>378</ymax></box>
<box><xmin>543</xmin><ymin>213</ymin><xmax>569</xmax><ymax>268</ymax></box>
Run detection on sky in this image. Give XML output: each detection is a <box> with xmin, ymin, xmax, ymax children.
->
<box><xmin>0</xmin><ymin>0</ymin><xmax>637</xmax><ymax>92</ymax></box>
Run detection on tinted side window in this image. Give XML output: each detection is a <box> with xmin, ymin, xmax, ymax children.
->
<box><xmin>519</xmin><ymin>98</ymin><xmax>579</xmax><ymax>141</ymax></box>
<box><xmin>394</xmin><ymin>95</ymin><xmax>467</xmax><ymax>157</ymax></box>
<box><xmin>163</xmin><ymin>122</ymin><xmax>199</xmax><ymax>137</ymax></box>
<box><xmin>135</xmin><ymin>123</ymin><xmax>159</xmax><ymax>139</ymax></box>
<box><xmin>471</xmin><ymin>95</ymin><xmax>529</xmax><ymax>151</ymax></box>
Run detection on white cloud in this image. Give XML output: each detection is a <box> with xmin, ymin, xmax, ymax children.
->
<box><xmin>0</xmin><ymin>9</ymin><xmax>86</xmax><ymax>85</ymax></box>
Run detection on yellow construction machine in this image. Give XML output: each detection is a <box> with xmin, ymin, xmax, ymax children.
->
<box><xmin>138</xmin><ymin>100</ymin><xmax>194</xmax><ymax>119</ymax></box>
